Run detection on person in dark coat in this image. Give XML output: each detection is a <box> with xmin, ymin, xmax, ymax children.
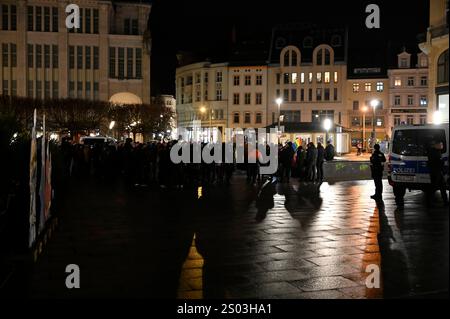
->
<box><xmin>427</xmin><ymin>141</ymin><xmax>449</xmax><ymax>206</ymax></box>
<box><xmin>306</xmin><ymin>142</ymin><xmax>318</xmax><ymax>182</ymax></box>
<box><xmin>296</xmin><ymin>145</ymin><xmax>306</xmax><ymax>180</ymax></box>
<box><xmin>325</xmin><ymin>141</ymin><xmax>335</xmax><ymax>161</ymax></box>
<box><xmin>280</xmin><ymin>142</ymin><xmax>295</xmax><ymax>183</ymax></box>
<box><xmin>316</xmin><ymin>142</ymin><xmax>325</xmax><ymax>182</ymax></box>
<box><xmin>370</xmin><ymin>144</ymin><xmax>386</xmax><ymax>200</ymax></box>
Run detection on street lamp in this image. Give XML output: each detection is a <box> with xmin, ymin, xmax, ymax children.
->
<box><xmin>361</xmin><ymin>106</ymin><xmax>368</xmax><ymax>151</ymax></box>
<box><xmin>323</xmin><ymin>118</ymin><xmax>332</xmax><ymax>143</ymax></box>
<box><xmin>370</xmin><ymin>99</ymin><xmax>379</xmax><ymax>151</ymax></box>
<box><xmin>276</xmin><ymin>97</ymin><xmax>283</xmax><ymax>144</ymax></box>
<box><xmin>200</xmin><ymin>106</ymin><xmax>212</xmax><ymax>142</ymax></box>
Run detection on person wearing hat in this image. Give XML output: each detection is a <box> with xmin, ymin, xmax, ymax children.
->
<box><xmin>370</xmin><ymin>144</ymin><xmax>386</xmax><ymax>200</ymax></box>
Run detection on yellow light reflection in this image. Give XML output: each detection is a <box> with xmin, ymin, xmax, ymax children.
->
<box><xmin>177</xmin><ymin>233</ymin><xmax>204</xmax><ymax>299</ymax></box>
<box><xmin>198</xmin><ymin>186</ymin><xmax>202</xmax><ymax>199</ymax></box>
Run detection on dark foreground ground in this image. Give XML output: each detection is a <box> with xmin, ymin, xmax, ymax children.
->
<box><xmin>2</xmin><ymin>173</ymin><xmax>448</xmax><ymax>299</ymax></box>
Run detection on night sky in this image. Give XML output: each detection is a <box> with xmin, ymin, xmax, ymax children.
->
<box><xmin>149</xmin><ymin>0</ymin><xmax>429</xmax><ymax>96</ymax></box>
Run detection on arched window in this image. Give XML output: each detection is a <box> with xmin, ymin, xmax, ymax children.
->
<box><xmin>291</xmin><ymin>51</ymin><xmax>297</xmax><ymax>66</ymax></box>
<box><xmin>303</xmin><ymin>37</ymin><xmax>313</xmax><ymax>48</ymax></box>
<box><xmin>324</xmin><ymin>49</ymin><xmax>330</xmax><ymax>65</ymax></box>
<box><xmin>437</xmin><ymin>50</ymin><xmax>448</xmax><ymax>84</ymax></box>
<box><xmin>284</xmin><ymin>51</ymin><xmax>290</xmax><ymax>66</ymax></box>
<box><xmin>316</xmin><ymin>49</ymin><xmax>322</xmax><ymax>65</ymax></box>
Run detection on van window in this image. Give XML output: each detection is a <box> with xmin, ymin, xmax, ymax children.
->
<box><xmin>392</xmin><ymin>129</ymin><xmax>446</xmax><ymax>156</ymax></box>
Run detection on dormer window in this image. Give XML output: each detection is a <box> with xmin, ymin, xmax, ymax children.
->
<box><xmin>400</xmin><ymin>58</ymin><xmax>408</xmax><ymax>68</ymax></box>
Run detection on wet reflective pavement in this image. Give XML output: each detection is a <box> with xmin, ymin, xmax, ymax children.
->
<box><xmin>21</xmin><ymin>175</ymin><xmax>449</xmax><ymax>298</ymax></box>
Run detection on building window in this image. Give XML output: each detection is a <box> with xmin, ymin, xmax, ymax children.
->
<box><xmin>312</xmin><ymin>110</ymin><xmax>334</xmax><ymax>123</ymax></box>
<box><xmin>283</xmin><ymin>73</ymin><xmax>289</xmax><ymax>84</ymax></box>
<box><xmin>324</xmin><ymin>88</ymin><xmax>330</xmax><ymax>101</ymax></box>
<box><xmin>35</xmin><ymin>7</ymin><xmax>42</xmax><ymax>31</ymax></box>
<box><xmin>353</xmin><ymin>101</ymin><xmax>359</xmax><ymax>111</ymax></box>
<box><xmin>394</xmin><ymin>95</ymin><xmax>401</xmax><ymax>106</ymax></box>
<box><xmin>256</xmin><ymin>93</ymin><xmax>262</xmax><ymax>105</ymax></box>
<box><xmin>420</xmin><ymin>56</ymin><xmax>428</xmax><ymax>68</ymax></box>
<box><xmin>36</xmin><ymin>80</ymin><xmax>42</xmax><ymax>98</ymax></box>
<box><xmin>352</xmin><ymin>117</ymin><xmax>361</xmax><ymax>126</ymax></box>
<box><xmin>420</xmin><ymin>76</ymin><xmax>427</xmax><ymax>86</ymax></box>
<box><xmin>233</xmin><ymin>112</ymin><xmax>240</xmax><ymax>124</ymax></box>
<box><xmin>44</xmin><ymin>45</ymin><xmax>50</xmax><ymax>68</ymax></box>
<box><xmin>291</xmin><ymin>89</ymin><xmax>297</xmax><ymax>102</ymax></box>
<box><xmin>132</xmin><ymin>19</ymin><xmax>138</xmax><ymax>35</ymax></box>
<box><xmin>44</xmin><ymin>7</ymin><xmax>50</xmax><ymax>32</ymax></box>
<box><xmin>276</xmin><ymin>89</ymin><xmax>280</xmax><ymax>98</ymax></box>
<box><xmin>334</xmin><ymin>88</ymin><xmax>338</xmax><ymax>101</ymax></box>
<box><xmin>52</xmin><ymin>7</ymin><xmax>58</xmax><ymax>32</ymax></box>
<box><xmin>77</xmin><ymin>8</ymin><xmax>83</xmax><ymax>33</ymax></box>
<box><xmin>85</xmin><ymin>9</ymin><xmax>91</xmax><ymax>33</ymax></box>
<box><xmin>316</xmin><ymin>72</ymin><xmax>322</xmax><ymax>83</ymax></box>
<box><xmin>316</xmin><ymin>88</ymin><xmax>322</xmax><ymax>101</ymax></box>
<box><xmin>276</xmin><ymin>73</ymin><xmax>281</xmax><ymax>85</ymax></box>
<box><xmin>2</xmin><ymin>80</ymin><xmax>8</xmax><ymax>95</ymax></box>
<box><xmin>400</xmin><ymin>58</ymin><xmax>408</xmax><ymax>68</ymax></box>
<box><xmin>333</xmin><ymin>71</ymin><xmax>338</xmax><ymax>83</ymax></box>
<box><xmin>376</xmin><ymin>117</ymin><xmax>384</xmax><ymax>127</ymax></box>
<box><xmin>324</xmin><ymin>72</ymin><xmax>330</xmax><ymax>83</ymax></box>
<box><xmin>283</xmin><ymin>89</ymin><xmax>289</xmax><ymax>102</ymax></box>
<box><xmin>245</xmin><ymin>75</ymin><xmax>251</xmax><ymax>86</ymax></box>
<box><xmin>283</xmin><ymin>51</ymin><xmax>289</xmax><ymax>66</ymax></box>
<box><xmin>10</xmin><ymin>80</ymin><xmax>16</xmax><ymax>96</ymax></box>
<box><xmin>28</xmin><ymin>6</ymin><xmax>33</xmax><ymax>31</ymax></box>
<box><xmin>394</xmin><ymin>116</ymin><xmax>401</xmax><ymax>126</ymax></box>
<box><xmin>27</xmin><ymin>80</ymin><xmax>33</xmax><ymax>97</ymax></box>
<box><xmin>77</xmin><ymin>46</ymin><xmax>83</xmax><ymax>69</ymax></box>
<box><xmin>135</xmin><ymin>48</ymin><xmax>141</xmax><ymax>78</ymax></box>
<box><xmin>256</xmin><ymin>75</ymin><xmax>262</xmax><ymax>85</ymax></box>
<box><xmin>195</xmin><ymin>88</ymin><xmax>201</xmax><ymax>102</ymax></box>
<box><xmin>376</xmin><ymin>82</ymin><xmax>384</xmax><ymax>92</ymax></box>
<box><xmin>291</xmin><ymin>51</ymin><xmax>297</xmax><ymax>66</ymax></box>
<box><xmin>52</xmin><ymin>81</ymin><xmax>58</xmax><ymax>98</ymax></box>
<box><xmin>420</xmin><ymin>96</ymin><xmax>427</xmax><ymax>106</ymax></box>
<box><xmin>69</xmin><ymin>46</ymin><xmax>74</xmax><ymax>69</ymax></box>
<box><xmin>394</xmin><ymin>78</ymin><xmax>401</xmax><ymax>86</ymax></box>
<box><xmin>364</xmin><ymin>83</ymin><xmax>371</xmax><ymax>92</ymax></box>
<box><xmin>308</xmin><ymin>88</ymin><xmax>312</xmax><ymax>101</ymax></box>
<box><xmin>407</xmin><ymin>115</ymin><xmax>414</xmax><ymax>125</ymax></box>
<box><xmin>2</xmin><ymin>43</ymin><xmax>8</xmax><ymax>67</ymax></box>
<box><xmin>437</xmin><ymin>50</ymin><xmax>448</xmax><ymax>84</ymax></box>
<box><xmin>307</xmin><ymin>72</ymin><xmax>312</xmax><ymax>83</ymax></box>
<box><xmin>291</xmin><ymin>73</ymin><xmax>297</xmax><ymax>84</ymax></box>
<box><xmin>255</xmin><ymin>112</ymin><xmax>262</xmax><ymax>124</ymax></box>
<box><xmin>2</xmin><ymin>5</ymin><xmax>8</xmax><ymax>30</ymax></box>
<box><xmin>44</xmin><ymin>81</ymin><xmax>50</xmax><ymax>99</ymax></box>
<box><xmin>85</xmin><ymin>82</ymin><xmax>91</xmax><ymax>99</ymax></box>
<box><xmin>93</xmin><ymin>9</ymin><xmax>99</xmax><ymax>33</ymax></box>
<box><xmin>11</xmin><ymin>5</ymin><xmax>16</xmax><ymax>30</ymax></box>
<box><xmin>36</xmin><ymin>45</ymin><xmax>42</xmax><ymax>68</ymax></box>
<box><xmin>93</xmin><ymin>47</ymin><xmax>99</xmax><ymax>69</ymax></box>
<box><xmin>124</xmin><ymin>18</ymin><xmax>130</xmax><ymax>34</ymax></box>
<box><xmin>244</xmin><ymin>112</ymin><xmax>251</xmax><ymax>124</ymax></box>
<box><xmin>316</xmin><ymin>49</ymin><xmax>322</xmax><ymax>66</ymax></box>
<box><xmin>127</xmin><ymin>48</ymin><xmax>133</xmax><ymax>78</ymax></box>
<box><xmin>204</xmin><ymin>72</ymin><xmax>208</xmax><ymax>83</ymax></box>
<box><xmin>233</xmin><ymin>93</ymin><xmax>240</xmax><ymax>105</ymax></box>
<box><xmin>324</xmin><ymin>49</ymin><xmax>330</xmax><ymax>65</ymax></box>
<box><xmin>300</xmin><ymin>73</ymin><xmax>305</xmax><ymax>84</ymax></box>
<box><xmin>77</xmin><ymin>81</ymin><xmax>82</xmax><ymax>98</ymax></box>
<box><xmin>27</xmin><ymin>44</ymin><xmax>33</xmax><ymax>68</ymax></box>
<box><xmin>11</xmin><ymin>44</ymin><xmax>16</xmax><ymax>67</ymax></box>
<box><xmin>300</xmin><ymin>89</ymin><xmax>304</xmax><ymax>101</ymax></box>
<box><xmin>352</xmin><ymin>83</ymin><xmax>359</xmax><ymax>93</ymax></box>
<box><xmin>407</xmin><ymin>77</ymin><xmax>414</xmax><ymax>86</ymax></box>
<box><xmin>118</xmin><ymin>48</ymin><xmax>124</xmax><ymax>79</ymax></box>
<box><xmin>233</xmin><ymin>75</ymin><xmax>240</xmax><ymax>86</ymax></box>
<box><xmin>69</xmin><ymin>81</ymin><xmax>75</xmax><ymax>98</ymax></box>
<box><xmin>407</xmin><ymin>95</ymin><xmax>414</xmax><ymax>106</ymax></box>
<box><xmin>216</xmin><ymin>89</ymin><xmax>222</xmax><ymax>101</ymax></box>
<box><xmin>109</xmin><ymin>47</ymin><xmax>115</xmax><ymax>77</ymax></box>
<box><xmin>93</xmin><ymin>82</ymin><xmax>99</xmax><ymax>100</ymax></box>
<box><xmin>420</xmin><ymin>115</ymin><xmax>427</xmax><ymax>124</ymax></box>
<box><xmin>216</xmin><ymin>71</ymin><xmax>222</xmax><ymax>83</ymax></box>
<box><xmin>52</xmin><ymin>45</ymin><xmax>58</xmax><ymax>68</ymax></box>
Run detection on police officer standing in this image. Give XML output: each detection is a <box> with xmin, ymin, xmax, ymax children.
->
<box><xmin>370</xmin><ymin>144</ymin><xmax>386</xmax><ymax>200</ymax></box>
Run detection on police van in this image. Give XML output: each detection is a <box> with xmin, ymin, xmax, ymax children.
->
<box><xmin>387</xmin><ymin>124</ymin><xmax>449</xmax><ymax>203</ymax></box>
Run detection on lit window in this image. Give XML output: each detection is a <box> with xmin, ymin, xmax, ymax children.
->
<box><xmin>324</xmin><ymin>72</ymin><xmax>330</xmax><ymax>83</ymax></box>
<box><xmin>308</xmin><ymin>72</ymin><xmax>313</xmax><ymax>83</ymax></box>
<box><xmin>376</xmin><ymin>82</ymin><xmax>383</xmax><ymax>92</ymax></box>
<box><xmin>333</xmin><ymin>71</ymin><xmax>338</xmax><ymax>83</ymax></box>
<box><xmin>420</xmin><ymin>96</ymin><xmax>427</xmax><ymax>106</ymax></box>
<box><xmin>291</xmin><ymin>73</ymin><xmax>298</xmax><ymax>84</ymax></box>
<box><xmin>352</xmin><ymin>83</ymin><xmax>360</xmax><ymax>93</ymax></box>
<box><xmin>364</xmin><ymin>83</ymin><xmax>371</xmax><ymax>92</ymax></box>
<box><xmin>300</xmin><ymin>73</ymin><xmax>305</xmax><ymax>83</ymax></box>
<box><xmin>394</xmin><ymin>78</ymin><xmax>401</xmax><ymax>86</ymax></box>
<box><xmin>316</xmin><ymin>72</ymin><xmax>322</xmax><ymax>83</ymax></box>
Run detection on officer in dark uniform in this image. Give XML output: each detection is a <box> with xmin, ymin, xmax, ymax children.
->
<box><xmin>370</xmin><ymin>144</ymin><xmax>386</xmax><ymax>200</ymax></box>
<box><xmin>427</xmin><ymin>141</ymin><xmax>449</xmax><ymax>206</ymax></box>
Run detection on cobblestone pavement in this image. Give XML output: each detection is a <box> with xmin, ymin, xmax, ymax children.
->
<box><xmin>21</xmin><ymin>174</ymin><xmax>449</xmax><ymax>299</ymax></box>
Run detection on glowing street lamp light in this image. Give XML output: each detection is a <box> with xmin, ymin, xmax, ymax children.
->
<box><xmin>323</xmin><ymin>118</ymin><xmax>332</xmax><ymax>143</ymax></box>
<box><xmin>109</xmin><ymin>120</ymin><xmax>116</xmax><ymax>130</ymax></box>
<box><xmin>276</xmin><ymin>98</ymin><xmax>283</xmax><ymax>144</ymax></box>
<box><xmin>433</xmin><ymin>110</ymin><xmax>443</xmax><ymax>125</ymax></box>
<box><xmin>370</xmin><ymin>99</ymin><xmax>379</xmax><ymax>150</ymax></box>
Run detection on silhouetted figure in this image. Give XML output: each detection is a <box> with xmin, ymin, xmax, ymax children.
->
<box><xmin>370</xmin><ymin>144</ymin><xmax>386</xmax><ymax>200</ymax></box>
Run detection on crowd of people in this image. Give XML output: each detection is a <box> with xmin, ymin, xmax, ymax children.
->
<box><xmin>59</xmin><ymin>137</ymin><xmax>336</xmax><ymax>188</ymax></box>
